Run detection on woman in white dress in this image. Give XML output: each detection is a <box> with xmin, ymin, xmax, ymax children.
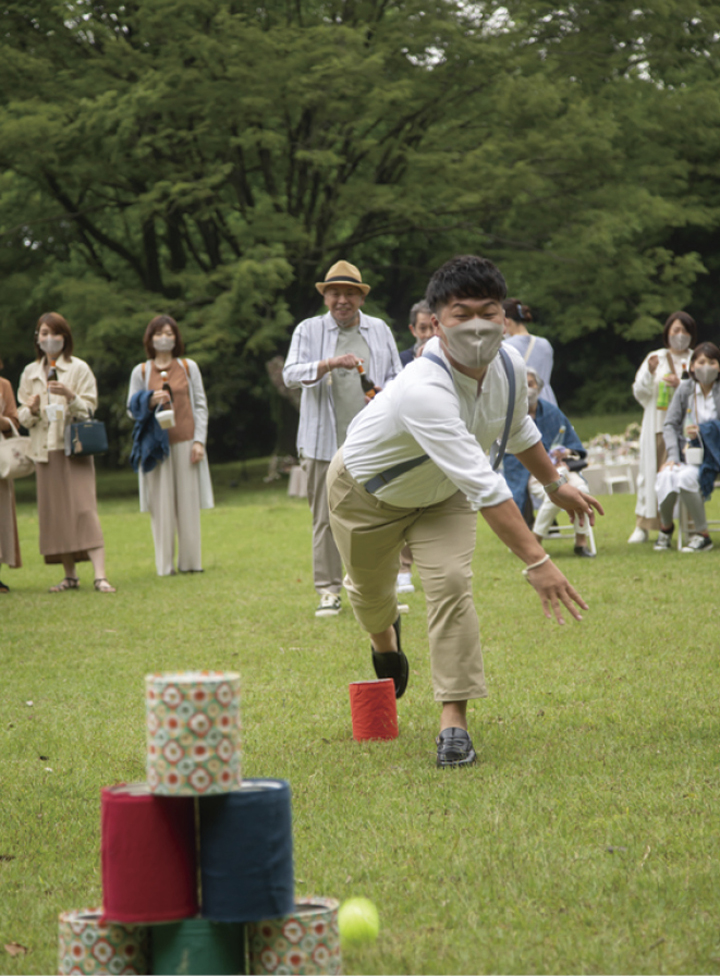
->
<box><xmin>628</xmin><ymin>311</ymin><xmax>696</xmax><ymax>544</ymax></box>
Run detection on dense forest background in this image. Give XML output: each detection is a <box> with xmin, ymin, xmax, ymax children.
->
<box><xmin>2</xmin><ymin>0</ymin><xmax>720</xmax><ymax>463</ymax></box>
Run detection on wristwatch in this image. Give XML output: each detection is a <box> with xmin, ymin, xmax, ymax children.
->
<box><xmin>543</xmin><ymin>471</ymin><xmax>568</xmax><ymax>494</ymax></box>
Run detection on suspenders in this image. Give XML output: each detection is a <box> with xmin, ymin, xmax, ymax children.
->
<box><xmin>364</xmin><ymin>347</ymin><xmax>516</xmax><ymax>494</ymax></box>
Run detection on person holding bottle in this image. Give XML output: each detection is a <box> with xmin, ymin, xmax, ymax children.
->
<box><xmin>629</xmin><ymin>311</ymin><xmax>696</xmax><ymax>544</ymax></box>
<box><xmin>654</xmin><ymin>342</ymin><xmax>720</xmax><ymax>552</ymax></box>
<box><xmin>127</xmin><ymin>315</ymin><xmax>214</xmax><ymax>577</ymax></box>
<box><xmin>283</xmin><ymin>260</ymin><xmax>401</xmax><ymax>618</ymax></box>
<box><xmin>0</xmin><ymin>361</ymin><xmax>22</xmax><ymax>591</ymax></box>
<box><xmin>17</xmin><ymin>312</ymin><xmax>115</xmax><ymax>592</ymax></box>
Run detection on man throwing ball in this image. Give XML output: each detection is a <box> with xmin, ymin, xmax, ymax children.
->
<box><xmin>327</xmin><ymin>255</ymin><xmax>603</xmax><ymax>768</ymax></box>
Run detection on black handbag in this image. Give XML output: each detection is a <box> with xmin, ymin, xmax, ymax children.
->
<box><xmin>64</xmin><ymin>417</ymin><xmax>109</xmax><ymax>457</ymax></box>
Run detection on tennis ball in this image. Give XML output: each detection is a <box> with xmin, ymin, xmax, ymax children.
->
<box><xmin>338</xmin><ymin>897</ymin><xmax>380</xmax><ymax>948</ymax></box>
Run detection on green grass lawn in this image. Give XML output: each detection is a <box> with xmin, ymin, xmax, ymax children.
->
<box><xmin>2</xmin><ymin>461</ymin><xmax>720</xmax><ymax>975</ymax></box>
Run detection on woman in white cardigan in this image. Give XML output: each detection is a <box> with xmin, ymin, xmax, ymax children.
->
<box><xmin>628</xmin><ymin>311</ymin><xmax>696</xmax><ymax>544</ymax></box>
<box><xmin>127</xmin><ymin>316</ymin><xmax>214</xmax><ymax>577</ymax></box>
<box><xmin>18</xmin><ymin>312</ymin><xmax>115</xmax><ymax>592</ymax></box>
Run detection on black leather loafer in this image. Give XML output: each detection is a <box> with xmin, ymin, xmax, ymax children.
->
<box><xmin>371</xmin><ymin>617</ymin><xmax>409</xmax><ymax>699</ymax></box>
<box><xmin>436</xmin><ymin>727</ymin><xmax>477</xmax><ymax>768</ymax></box>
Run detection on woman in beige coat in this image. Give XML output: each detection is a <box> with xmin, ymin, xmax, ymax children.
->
<box><xmin>0</xmin><ymin>363</ymin><xmax>22</xmax><ymax>591</ymax></box>
<box><xmin>17</xmin><ymin>312</ymin><xmax>115</xmax><ymax>592</ymax></box>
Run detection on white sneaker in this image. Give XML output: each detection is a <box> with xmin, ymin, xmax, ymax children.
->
<box><xmin>653</xmin><ymin>530</ymin><xmax>673</xmax><ymax>551</ymax></box>
<box><xmin>681</xmin><ymin>534</ymin><xmax>713</xmax><ymax>553</ymax></box>
<box><xmin>628</xmin><ymin>527</ymin><xmax>648</xmax><ymax>544</ymax></box>
<box><xmin>396</xmin><ymin>572</ymin><xmax>415</xmax><ymax>594</ymax></box>
<box><xmin>315</xmin><ymin>590</ymin><xmax>342</xmax><ymax>617</ymax></box>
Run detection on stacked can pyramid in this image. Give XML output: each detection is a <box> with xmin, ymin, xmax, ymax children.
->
<box><xmin>57</xmin><ymin>670</ymin><xmax>341</xmax><ymax>976</ymax></box>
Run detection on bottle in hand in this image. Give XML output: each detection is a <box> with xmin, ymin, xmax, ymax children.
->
<box><xmin>356</xmin><ymin>363</ymin><xmax>377</xmax><ymax>399</ymax></box>
<box><xmin>47</xmin><ymin>360</ymin><xmax>58</xmax><ymax>384</ymax></box>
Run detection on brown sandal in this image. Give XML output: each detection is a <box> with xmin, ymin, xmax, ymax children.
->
<box><xmin>94</xmin><ymin>578</ymin><xmax>116</xmax><ymax>593</ymax></box>
<box><xmin>49</xmin><ymin>577</ymin><xmax>80</xmax><ymax>593</ymax></box>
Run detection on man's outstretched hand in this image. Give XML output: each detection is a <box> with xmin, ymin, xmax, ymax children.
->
<box><xmin>524</xmin><ymin>559</ymin><xmax>589</xmax><ymax>625</ymax></box>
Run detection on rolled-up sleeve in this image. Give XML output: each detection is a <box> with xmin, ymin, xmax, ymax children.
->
<box><xmin>283</xmin><ymin>323</ymin><xmax>322</xmax><ymax>388</ymax></box>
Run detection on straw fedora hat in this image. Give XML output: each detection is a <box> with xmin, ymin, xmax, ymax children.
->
<box><xmin>315</xmin><ymin>260</ymin><xmax>371</xmax><ymax>296</ymax></box>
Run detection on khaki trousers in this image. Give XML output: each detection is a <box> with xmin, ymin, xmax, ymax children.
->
<box><xmin>327</xmin><ymin>452</ymin><xmax>487</xmax><ymax>702</ymax></box>
<box><xmin>399</xmin><ymin>543</ymin><xmax>413</xmax><ymax>573</ymax></box>
<box><xmin>301</xmin><ymin>457</ymin><xmax>343</xmax><ymax>595</ymax></box>
<box><xmin>146</xmin><ymin>440</ymin><xmax>202</xmax><ymax>576</ymax></box>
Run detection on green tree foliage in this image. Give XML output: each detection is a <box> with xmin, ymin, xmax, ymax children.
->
<box><xmin>1</xmin><ymin>0</ymin><xmax>719</xmax><ymax>449</ymax></box>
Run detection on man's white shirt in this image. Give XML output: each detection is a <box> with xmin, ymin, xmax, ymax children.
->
<box><xmin>342</xmin><ymin>336</ymin><xmax>541</xmax><ymax>510</ymax></box>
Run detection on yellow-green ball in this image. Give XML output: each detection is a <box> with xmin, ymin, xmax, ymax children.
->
<box><xmin>338</xmin><ymin>897</ymin><xmax>380</xmax><ymax>948</ymax></box>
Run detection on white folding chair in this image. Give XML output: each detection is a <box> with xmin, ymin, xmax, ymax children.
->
<box><xmin>604</xmin><ymin>465</ymin><xmax>635</xmax><ymax>494</ymax></box>
<box><xmin>544</xmin><ymin>516</ymin><xmax>597</xmax><ymax>555</ymax></box>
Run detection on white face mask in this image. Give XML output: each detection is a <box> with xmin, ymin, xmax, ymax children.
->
<box><xmin>669</xmin><ymin>333</ymin><xmax>691</xmax><ymax>352</ymax></box>
<box><xmin>39</xmin><ymin>336</ymin><xmax>65</xmax><ymax>358</ymax></box>
<box><xmin>694</xmin><ymin>364</ymin><xmax>719</xmax><ymax>386</ymax></box>
<box><xmin>439</xmin><ymin>317</ymin><xmax>504</xmax><ymax>371</ymax></box>
<box><xmin>153</xmin><ymin>335</ymin><xmax>176</xmax><ymax>353</ymax></box>
<box><xmin>527</xmin><ymin>386</ymin><xmax>540</xmax><ymax>408</ymax></box>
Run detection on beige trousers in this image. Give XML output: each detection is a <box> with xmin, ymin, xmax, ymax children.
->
<box><xmin>146</xmin><ymin>440</ymin><xmax>202</xmax><ymax>576</ymax></box>
<box><xmin>327</xmin><ymin>452</ymin><xmax>487</xmax><ymax>702</ymax></box>
<box><xmin>399</xmin><ymin>543</ymin><xmax>413</xmax><ymax>573</ymax></box>
<box><xmin>301</xmin><ymin>457</ymin><xmax>343</xmax><ymax>595</ymax></box>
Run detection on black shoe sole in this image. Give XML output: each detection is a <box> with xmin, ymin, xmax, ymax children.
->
<box><xmin>371</xmin><ymin>617</ymin><xmax>409</xmax><ymax>699</ymax></box>
<box><xmin>436</xmin><ymin>747</ymin><xmax>477</xmax><ymax>768</ymax></box>
<box><xmin>436</xmin><ymin>727</ymin><xmax>477</xmax><ymax>768</ymax></box>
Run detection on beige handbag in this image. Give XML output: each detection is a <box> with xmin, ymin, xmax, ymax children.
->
<box><xmin>0</xmin><ymin>423</ymin><xmax>34</xmax><ymax>480</ymax></box>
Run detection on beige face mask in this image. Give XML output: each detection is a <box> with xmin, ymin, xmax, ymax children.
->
<box><xmin>440</xmin><ymin>317</ymin><xmax>504</xmax><ymax>371</ymax></box>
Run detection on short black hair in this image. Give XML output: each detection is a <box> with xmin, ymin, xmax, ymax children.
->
<box><xmin>425</xmin><ymin>255</ymin><xmax>507</xmax><ymax>313</ymax></box>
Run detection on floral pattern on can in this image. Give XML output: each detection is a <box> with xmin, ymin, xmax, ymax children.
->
<box><xmin>247</xmin><ymin>897</ymin><xmax>341</xmax><ymax>975</ymax></box>
<box><xmin>58</xmin><ymin>908</ymin><xmax>149</xmax><ymax>975</ymax></box>
<box><xmin>145</xmin><ymin>671</ymin><xmax>241</xmax><ymax>796</ymax></box>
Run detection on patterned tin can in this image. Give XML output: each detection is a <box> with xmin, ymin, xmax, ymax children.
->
<box><xmin>145</xmin><ymin>670</ymin><xmax>241</xmax><ymax>795</ymax></box>
<box><xmin>58</xmin><ymin>908</ymin><xmax>149</xmax><ymax>975</ymax></box>
<box><xmin>247</xmin><ymin>897</ymin><xmax>341</xmax><ymax>975</ymax></box>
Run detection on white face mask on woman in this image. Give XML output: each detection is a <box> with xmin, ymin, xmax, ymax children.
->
<box><xmin>153</xmin><ymin>335</ymin><xmax>176</xmax><ymax>353</ymax></box>
<box><xmin>669</xmin><ymin>333</ymin><xmax>691</xmax><ymax>352</ymax></box>
<box><xmin>527</xmin><ymin>386</ymin><xmax>540</xmax><ymax>408</ymax></box>
<box><xmin>39</xmin><ymin>336</ymin><xmax>65</xmax><ymax>358</ymax></box>
<box><xmin>694</xmin><ymin>364</ymin><xmax>719</xmax><ymax>386</ymax></box>
<box><xmin>439</xmin><ymin>317</ymin><xmax>504</xmax><ymax>372</ymax></box>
